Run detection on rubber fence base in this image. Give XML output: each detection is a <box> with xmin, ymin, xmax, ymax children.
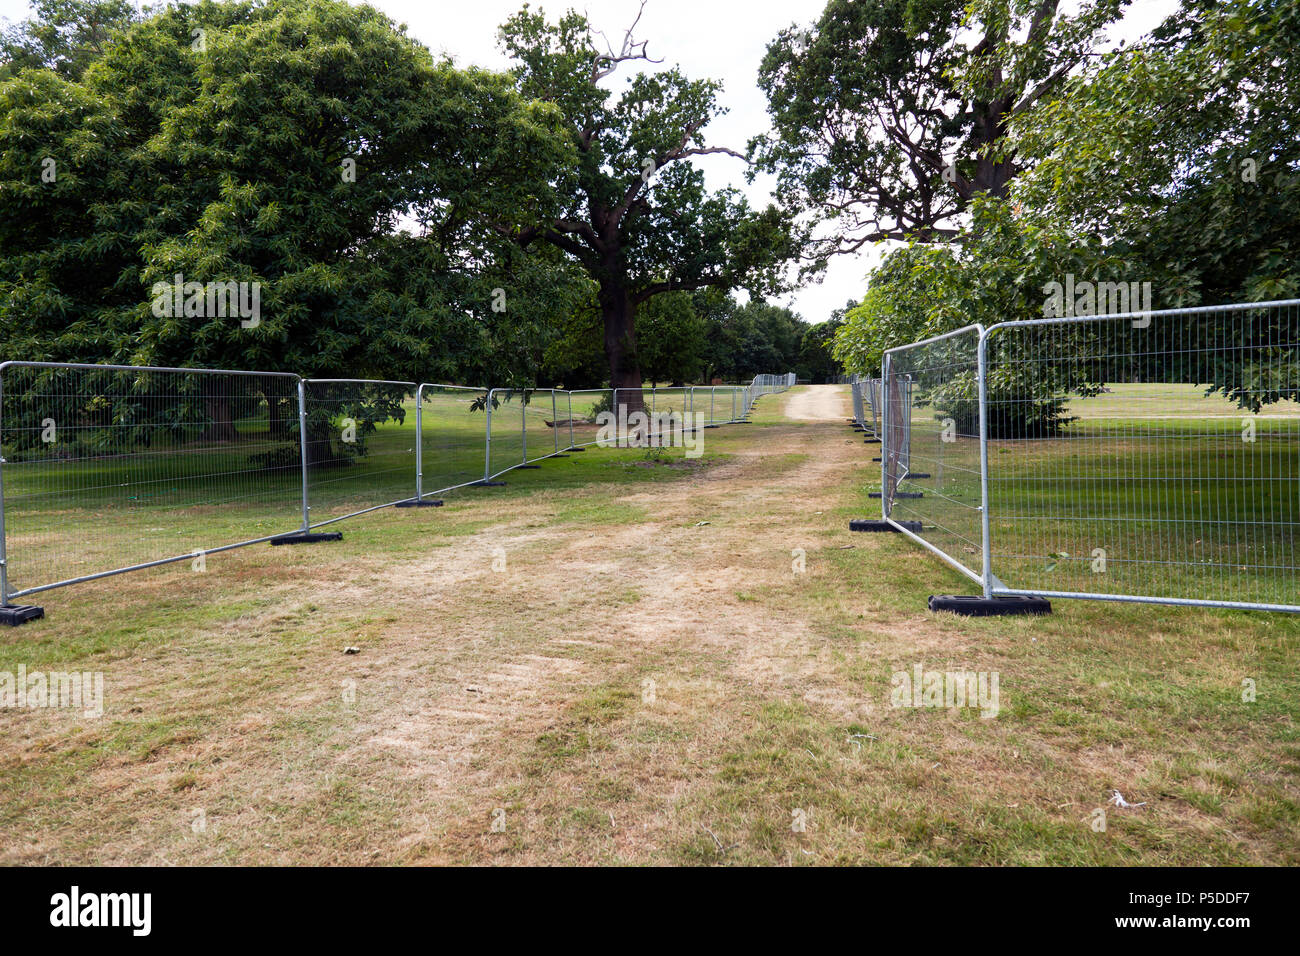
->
<box><xmin>271</xmin><ymin>532</ymin><xmax>343</xmax><ymax>546</ymax></box>
<box><xmin>849</xmin><ymin>519</ymin><xmax>921</xmax><ymax>533</ymax></box>
<box><xmin>928</xmin><ymin>594</ymin><xmax>1052</xmax><ymax>616</ymax></box>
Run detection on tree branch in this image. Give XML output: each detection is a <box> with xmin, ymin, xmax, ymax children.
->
<box><xmin>591</xmin><ymin>0</ymin><xmax>663</xmax><ymax>82</ymax></box>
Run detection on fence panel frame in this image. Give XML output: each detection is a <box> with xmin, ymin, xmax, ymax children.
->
<box><xmin>414</xmin><ymin>382</ymin><xmax>491</xmax><ymax>501</ymax></box>
<box><xmin>880</xmin><ymin>324</ymin><xmax>987</xmax><ymax>590</ymax></box>
<box><xmin>0</xmin><ymin>367</ymin><xmax>796</xmax><ymax>616</ymax></box>
<box><xmin>299</xmin><ymin>378</ymin><xmax>420</xmax><ymax>529</ymax></box>
<box><xmin>978</xmin><ymin>301</ymin><xmax>1300</xmax><ymax>613</ymax></box>
<box><xmin>0</xmin><ymin>361</ymin><xmax>307</xmax><ymax>605</ymax></box>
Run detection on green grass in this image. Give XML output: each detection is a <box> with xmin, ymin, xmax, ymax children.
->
<box><xmin>1</xmin><ymin>386</ymin><xmax>751</xmax><ymax>596</ymax></box>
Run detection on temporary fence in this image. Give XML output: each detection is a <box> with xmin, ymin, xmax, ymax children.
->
<box><xmin>750</xmin><ymin>372</ymin><xmax>796</xmax><ymax>397</ymax></box>
<box><xmin>850</xmin><ymin>376</ymin><xmax>883</xmax><ymax>439</ymax></box>
<box><xmin>302</xmin><ymin>379</ymin><xmax>420</xmax><ymax>527</ymax></box>
<box><xmin>862</xmin><ymin>299</ymin><xmax>1300</xmax><ymax>615</ymax></box>
<box><xmin>865</xmin><ymin>377</ymin><xmax>883</xmax><ymax>439</ymax></box>
<box><xmin>481</xmin><ymin>388</ymin><xmax>572</xmax><ymax>482</ymax></box>
<box><xmin>0</xmin><ymin>364</ymin><xmax>795</xmax><ymax>622</ymax></box>
<box><xmin>414</xmin><ymin>384</ymin><xmax>491</xmax><ymax>501</ymax></box>
<box><xmin>851</xmin><ymin>378</ymin><xmax>866</xmax><ymax>430</ymax></box>
<box><xmin>565</xmin><ymin>389</ymin><xmax>612</xmax><ymax>451</ymax></box>
<box><xmin>0</xmin><ymin>362</ymin><xmax>306</xmax><ymax>614</ymax></box>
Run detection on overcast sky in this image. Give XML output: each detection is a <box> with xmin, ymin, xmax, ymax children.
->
<box><xmin>1</xmin><ymin>0</ymin><xmax>1179</xmax><ymax>322</ymax></box>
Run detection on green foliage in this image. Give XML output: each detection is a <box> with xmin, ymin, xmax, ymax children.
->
<box><xmin>698</xmin><ymin>295</ymin><xmax>804</xmax><ymax>383</ymax></box>
<box><xmin>922</xmin><ymin>365</ymin><xmax>1080</xmax><ymax>440</ymax></box>
<box><xmin>636</xmin><ymin>292</ymin><xmax>707</xmax><ymax>385</ymax></box>
<box><xmin>835</xmin><ymin>198</ymin><xmax>1105</xmax><ymax>436</ymax></box>
<box><xmin>797</xmin><ymin>308</ymin><xmax>846</xmax><ymax>383</ymax></box>
<box><xmin>1009</xmin><ymin>0</ymin><xmax>1300</xmax><ymax>307</ymax></box>
<box><xmin>0</xmin><ymin>0</ymin><xmax>571</xmax><ymax>386</ymax></box>
<box><xmin>751</xmin><ymin>0</ymin><xmax>1128</xmax><ymax>270</ymax></box>
<box><xmin>496</xmin><ymin>5</ymin><xmax>796</xmax><ymax>387</ymax></box>
<box><xmin>0</xmin><ymin>0</ymin><xmax>145</xmax><ymax>80</ymax></box>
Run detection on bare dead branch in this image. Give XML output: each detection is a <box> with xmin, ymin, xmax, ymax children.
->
<box><xmin>590</xmin><ymin>0</ymin><xmax>664</xmax><ymax>82</ymax></box>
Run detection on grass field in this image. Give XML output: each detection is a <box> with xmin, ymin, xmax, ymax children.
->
<box><xmin>2</xmin><ymin>386</ymin><xmax>1298</xmax><ymax>865</ymax></box>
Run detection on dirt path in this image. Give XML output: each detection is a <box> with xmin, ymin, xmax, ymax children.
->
<box><xmin>783</xmin><ymin>384</ymin><xmax>849</xmax><ymax>421</ymax></box>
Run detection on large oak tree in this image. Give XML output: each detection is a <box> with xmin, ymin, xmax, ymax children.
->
<box><xmin>0</xmin><ymin>0</ymin><xmax>570</xmax><ymax>385</ymax></box>
<box><xmin>496</xmin><ymin>3</ymin><xmax>795</xmax><ymax>402</ymax></box>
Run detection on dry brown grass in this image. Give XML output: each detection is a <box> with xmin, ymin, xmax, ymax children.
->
<box><xmin>2</xmin><ymin>385</ymin><xmax>1297</xmax><ymax>865</ymax></box>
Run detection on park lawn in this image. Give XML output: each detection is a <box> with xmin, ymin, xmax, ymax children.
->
<box><xmin>0</xmin><ymin>386</ymin><xmax>1297</xmax><ymax>865</ymax></box>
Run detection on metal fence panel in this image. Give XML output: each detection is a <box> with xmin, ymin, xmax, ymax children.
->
<box><xmin>0</xmin><ymin>362</ymin><xmax>304</xmax><ymax>600</ymax></box>
<box><xmin>302</xmin><ymin>379</ymin><xmax>417</xmax><ymax>526</ymax></box>
<box><xmin>416</xmin><ymin>384</ymin><xmax>490</xmax><ymax>499</ymax></box>
<box><xmin>983</xmin><ymin>301</ymin><xmax>1300</xmax><ymax>611</ymax></box>
<box><xmin>565</xmin><ymin>390</ymin><xmax>611</xmax><ymax>449</ymax></box>
<box><xmin>483</xmin><ymin>388</ymin><xmax>522</xmax><ymax>479</ymax></box>
<box><xmin>881</xmin><ymin>326</ymin><xmax>986</xmax><ymax>587</ymax></box>
<box><xmin>482</xmin><ymin>388</ymin><xmax>564</xmax><ymax>478</ymax></box>
<box><xmin>865</xmin><ymin>377</ymin><xmax>883</xmax><ymax>439</ymax></box>
<box><xmin>524</xmin><ymin>388</ymin><xmax>564</xmax><ymax>464</ymax></box>
<box><xmin>0</xmin><ymin>366</ymin><xmax>796</xmax><ymax>613</ymax></box>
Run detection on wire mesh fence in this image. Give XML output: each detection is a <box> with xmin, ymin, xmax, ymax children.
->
<box><xmin>524</xmin><ymin>389</ymin><xmax>565</xmax><ymax>464</ymax></box>
<box><xmin>865</xmin><ymin>377</ymin><xmax>882</xmax><ymax>440</ymax></box>
<box><xmin>301</xmin><ymin>379</ymin><xmax>419</xmax><ymax>527</ymax></box>
<box><xmin>983</xmin><ymin>301</ymin><xmax>1300</xmax><ymax>611</ymax></box>
<box><xmin>873</xmin><ymin>299</ymin><xmax>1300</xmax><ymax>614</ymax></box>
<box><xmin>0</xmin><ymin>368</ymin><xmax>795</xmax><ymax>616</ymax></box>
<box><xmin>415</xmin><ymin>385</ymin><xmax>490</xmax><ymax>500</ymax></box>
<box><xmin>881</xmin><ymin>327</ymin><xmax>986</xmax><ymax>588</ymax></box>
<box><xmin>565</xmin><ymin>390</ymin><xmax>611</xmax><ymax>450</ymax></box>
<box><xmin>0</xmin><ymin>362</ymin><xmax>305</xmax><ymax>601</ymax></box>
<box><xmin>612</xmin><ymin>388</ymin><xmax>680</xmax><ymax>446</ymax></box>
<box><xmin>749</xmin><ymin>373</ymin><xmax>795</xmax><ymax>397</ymax></box>
<box><xmin>482</xmin><ymin>388</ymin><xmax>563</xmax><ymax>479</ymax></box>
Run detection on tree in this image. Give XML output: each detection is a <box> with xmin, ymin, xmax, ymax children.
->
<box><xmin>636</xmin><ymin>291</ymin><xmax>706</xmax><ymax>385</ymax></box>
<box><xmin>0</xmin><ymin>0</ymin><xmax>144</xmax><ymax>80</ymax></box>
<box><xmin>698</xmin><ymin>296</ymin><xmax>804</xmax><ymax>382</ymax></box>
<box><xmin>496</xmin><ymin>3</ymin><xmax>795</xmax><ymax>407</ymax></box>
<box><xmin>798</xmin><ymin>306</ymin><xmax>847</xmax><ymax>382</ymax></box>
<box><xmin>750</xmin><ymin>0</ymin><xmax>1128</xmax><ymax>268</ymax></box>
<box><xmin>0</xmin><ymin>0</ymin><xmax>573</xmax><ymax>467</ymax></box>
<box><xmin>836</xmin><ymin>0</ymin><xmax>1300</xmax><ymax>432</ymax></box>
<box><xmin>1008</xmin><ymin>0</ymin><xmax>1300</xmax><ymax>307</ymax></box>
<box><xmin>0</xmin><ymin>0</ymin><xmax>568</xmax><ymax>385</ymax></box>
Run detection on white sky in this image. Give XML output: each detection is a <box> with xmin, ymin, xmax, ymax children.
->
<box><xmin>1</xmin><ymin>0</ymin><xmax>1179</xmax><ymax>323</ymax></box>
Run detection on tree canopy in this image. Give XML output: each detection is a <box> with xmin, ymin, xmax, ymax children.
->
<box><xmin>751</xmin><ymin>0</ymin><xmax>1128</xmax><ymax>270</ymax></box>
<box><xmin>832</xmin><ymin>0</ymin><xmax>1300</xmax><ymax>417</ymax></box>
<box><xmin>0</xmin><ymin>0</ymin><xmax>575</xmax><ymax>385</ymax></box>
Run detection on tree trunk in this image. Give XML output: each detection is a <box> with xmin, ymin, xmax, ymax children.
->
<box><xmin>971</xmin><ymin>102</ymin><xmax>1015</xmax><ymax>198</ymax></box>
<box><xmin>202</xmin><ymin>396</ymin><xmax>238</xmax><ymax>443</ymax></box>
<box><xmin>600</xmin><ymin>278</ymin><xmax>645</xmax><ymax>419</ymax></box>
<box><xmin>262</xmin><ymin>383</ymin><xmax>294</xmax><ymax>441</ymax></box>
